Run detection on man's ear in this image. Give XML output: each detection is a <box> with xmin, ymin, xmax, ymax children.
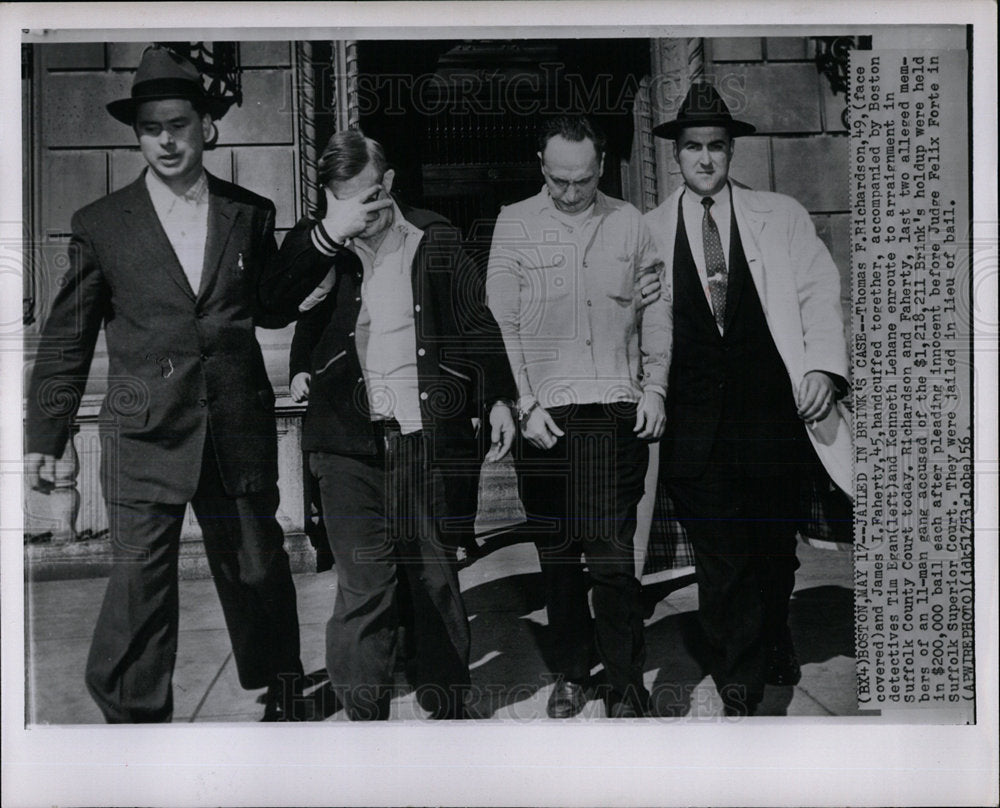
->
<box><xmin>201</xmin><ymin>114</ymin><xmax>214</xmax><ymax>143</ymax></box>
<box><xmin>382</xmin><ymin>168</ymin><xmax>396</xmax><ymax>193</ymax></box>
<box><xmin>672</xmin><ymin>141</ymin><xmax>679</xmax><ymax>163</ymax></box>
<box><xmin>598</xmin><ymin>153</ymin><xmax>605</xmax><ymax>178</ymax></box>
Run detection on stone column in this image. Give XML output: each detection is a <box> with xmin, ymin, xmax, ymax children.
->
<box><xmin>330</xmin><ymin>40</ymin><xmax>360</xmax><ymax>132</ymax></box>
<box><xmin>649</xmin><ymin>38</ymin><xmax>706</xmax><ymax>203</ymax></box>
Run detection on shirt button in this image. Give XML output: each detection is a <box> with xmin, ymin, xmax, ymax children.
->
<box><xmin>355</xmin><ymin>296</ymin><xmax>361</xmax><ymax>302</ymax></box>
<box><xmin>414</xmin><ymin>304</ymin><xmax>421</xmax><ymax>312</ymax></box>
<box><xmin>419</xmin><ymin>392</ymin><xmax>428</xmax><ymax>401</ymax></box>
<box><xmin>348</xmin><ymin>331</ymin><xmax>355</xmax><ymax>337</ymax></box>
<box><xmin>200</xmin><ymin>353</ymin><xmax>209</xmax><ymax>361</ymax></box>
<box><xmin>586</xmin><ymin>299</ymin><xmax>592</xmax><ymax>306</ymax></box>
<box><xmin>417</xmin><ymin>348</ymin><xmax>426</xmax><ymax>356</ymax></box>
<box><xmin>198</xmin><ymin>398</ymin><xmax>208</xmax><ymax>407</ymax></box>
<box><xmin>357</xmin><ymin>377</ymin><xmax>364</xmax><ymax>383</ymax></box>
<box><xmin>585</xmin><ymin>339</ymin><xmax>592</xmax><ymax>346</ymax></box>
<box><xmin>582</xmin><ymin>261</ymin><xmax>588</xmax><ymax>267</ymax></box>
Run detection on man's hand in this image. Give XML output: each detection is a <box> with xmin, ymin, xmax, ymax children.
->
<box><xmin>484</xmin><ymin>402</ymin><xmax>516</xmax><ymax>463</ymax></box>
<box><xmin>321</xmin><ymin>185</ymin><xmax>393</xmax><ymax>243</ymax></box>
<box><xmin>797</xmin><ymin>370</ymin><xmax>836</xmax><ymax>423</ymax></box>
<box><xmin>25</xmin><ymin>452</ymin><xmax>57</xmax><ymax>494</ymax></box>
<box><xmin>635</xmin><ymin>270</ymin><xmax>662</xmax><ymax>311</ymax></box>
<box><xmin>290</xmin><ymin>372</ymin><xmax>311</xmax><ymax>403</ymax></box>
<box><xmin>522</xmin><ymin>405</ymin><xmax>565</xmax><ymax>450</ymax></box>
<box><xmin>634</xmin><ymin>390</ymin><xmax>666</xmax><ymax>440</ymax></box>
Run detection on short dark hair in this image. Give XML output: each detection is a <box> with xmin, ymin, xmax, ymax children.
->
<box><xmin>538</xmin><ymin>115</ymin><xmax>606</xmax><ymax>158</ymax></box>
<box><xmin>317</xmin><ymin>130</ymin><xmax>388</xmax><ymax>187</ymax></box>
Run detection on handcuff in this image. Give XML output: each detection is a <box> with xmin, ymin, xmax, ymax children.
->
<box><xmin>517</xmin><ymin>399</ymin><xmax>540</xmax><ymax>431</ymax></box>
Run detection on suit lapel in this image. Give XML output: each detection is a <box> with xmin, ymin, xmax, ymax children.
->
<box><xmin>200</xmin><ymin>173</ymin><xmax>240</xmax><ymax>300</ymax></box>
<box><xmin>123</xmin><ymin>172</ymin><xmax>197</xmax><ymax>301</ymax></box>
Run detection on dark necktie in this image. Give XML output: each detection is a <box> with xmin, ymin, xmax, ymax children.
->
<box><xmin>702</xmin><ymin>196</ymin><xmax>727</xmax><ymax>331</ymax></box>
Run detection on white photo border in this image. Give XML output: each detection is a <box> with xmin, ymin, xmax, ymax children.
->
<box><xmin>1</xmin><ymin>2</ymin><xmax>996</xmax><ymax>806</ymax></box>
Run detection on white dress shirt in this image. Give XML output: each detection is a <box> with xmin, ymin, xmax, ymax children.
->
<box><xmin>145</xmin><ymin>169</ymin><xmax>210</xmax><ymax>295</ymax></box>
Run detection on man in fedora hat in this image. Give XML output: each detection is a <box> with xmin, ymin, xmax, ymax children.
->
<box><xmin>25</xmin><ymin>46</ymin><xmax>304</xmax><ymax>722</ymax></box>
<box><xmin>645</xmin><ymin>82</ymin><xmax>851</xmax><ymax>716</ymax></box>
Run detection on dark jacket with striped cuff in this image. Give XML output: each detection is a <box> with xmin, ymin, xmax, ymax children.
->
<box><xmin>258</xmin><ymin>201</ymin><xmax>516</xmax><ymax>459</ymax></box>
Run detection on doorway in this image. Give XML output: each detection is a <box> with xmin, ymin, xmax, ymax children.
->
<box><xmin>355</xmin><ymin>38</ymin><xmax>651</xmax><ymax>256</ymax></box>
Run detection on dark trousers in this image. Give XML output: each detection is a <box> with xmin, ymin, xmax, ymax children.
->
<box><xmin>85</xmin><ymin>438</ymin><xmax>301</xmax><ymax>723</ymax></box>
<box><xmin>516</xmin><ymin>403</ymin><xmax>649</xmax><ymax>702</ymax></box>
<box><xmin>665</xmin><ymin>466</ymin><xmax>800</xmax><ymax>712</ymax></box>
<box><xmin>309</xmin><ymin>425</ymin><xmax>471</xmax><ymax>721</ymax></box>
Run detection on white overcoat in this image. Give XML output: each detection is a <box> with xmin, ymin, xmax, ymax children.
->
<box><xmin>644</xmin><ymin>184</ymin><xmax>854</xmax><ymax>497</ymax></box>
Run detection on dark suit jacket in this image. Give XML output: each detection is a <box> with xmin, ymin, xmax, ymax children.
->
<box><xmin>259</xmin><ymin>202</ymin><xmax>517</xmax><ymax>464</ymax></box>
<box><xmin>26</xmin><ymin>171</ymin><xmax>282</xmax><ymax>503</ymax></box>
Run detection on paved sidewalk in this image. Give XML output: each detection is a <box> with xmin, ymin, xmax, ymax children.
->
<box><xmin>24</xmin><ymin>539</ymin><xmax>857</xmax><ymax>723</ymax></box>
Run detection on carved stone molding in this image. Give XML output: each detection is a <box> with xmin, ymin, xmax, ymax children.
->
<box><xmin>331</xmin><ymin>40</ymin><xmax>360</xmax><ymax>132</ymax></box>
<box><xmin>649</xmin><ymin>38</ymin><xmax>705</xmax><ymax>202</ymax></box>
<box><xmin>294</xmin><ymin>41</ymin><xmax>321</xmax><ymax>217</ymax></box>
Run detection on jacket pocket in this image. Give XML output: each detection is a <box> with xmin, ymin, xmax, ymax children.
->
<box><xmin>604</xmin><ymin>254</ymin><xmax>637</xmax><ymax>305</ymax></box>
<box><xmin>438</xmin><ymin>362</ymin><xmax>472</xmax><ymax>382</ymax></box>
<box><xmin>314</xmin><ymin>350</ymin><xmax>348</xmax><ymax>376</ymax></box>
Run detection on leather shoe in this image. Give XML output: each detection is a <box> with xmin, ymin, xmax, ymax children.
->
<box><xmin>765</xmin><ymin>632</ymin><xmax>802</xmax><ymax>687</ymax></box>
<box><xmin>261</xmin><ymin>675</ymin><xmax>306</xmax><ymax>722</ymax></box>
<box><xmin>546</xmin><ymin>679</ymin><xmax>588</xmax><ymax>719</ymax></box>
<box><xmin>606</xmin><ymin>687</ymin><xmax>651</xmax><ymax>718</ymax></box>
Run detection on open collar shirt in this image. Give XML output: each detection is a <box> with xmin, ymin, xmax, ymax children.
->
<box><xmin>352</xmin><ymin>203</ymin><xmax>425</xmax><ymax>431</ymax></box>
<box><xmin>145</xmin><ymin>168</ymin><xmax>210</xmax><ymax>295</ymax></box>
<box><xmin>298</xmin><ymin>202</ymin><xmax>426</xmax><ymax>431</ymax></box>
<box><xmin>486</xmin><ymin>187</ymin><xmax>670</xmax><ymax>412</ymax></box>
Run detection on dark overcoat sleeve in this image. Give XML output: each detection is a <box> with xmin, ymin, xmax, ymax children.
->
<box><xmin>25</xmin><ymin>212</ymin><xmax>110</xmax><ymax>457</ymax></box>
<box><xmin>288</xmin><ymin>293</ymin><xmax>336</xmax><ymax>383</ymax></box>
<box><xmin>257</xmin><ymin>217</ymin><xmax>349</xmax><ymax>322</ymax></box>
<box><xmin>248</xmin><ymin>202</ymin><xmax>289</xmax><ymax>329</ymax></box>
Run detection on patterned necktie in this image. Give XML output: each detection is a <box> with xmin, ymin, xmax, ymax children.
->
<box><xmin>701</xmin><ymin>196</ymin><xmax>728</xmax><ymax>331</ymax></box>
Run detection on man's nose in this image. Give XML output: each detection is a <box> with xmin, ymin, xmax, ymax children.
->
<box><xmin>159</xmin><ymin>130</ymin><xmax>175</xmax><ymax>148</ymax></box>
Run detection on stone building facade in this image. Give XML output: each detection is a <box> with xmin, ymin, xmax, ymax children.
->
<box><xmin>22</xmin><ymin>37</ymin><xmax>855</xmax><ymax>573</ymax></box>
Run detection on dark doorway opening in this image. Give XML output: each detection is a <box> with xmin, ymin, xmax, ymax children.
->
<box><xmin>354</xmin><ymin>38</ymin><xmax>651</xmax><ymax>256</ymax></box>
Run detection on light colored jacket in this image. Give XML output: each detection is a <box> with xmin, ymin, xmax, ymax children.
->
<box><xmin>644</xmin><ymin>184</ymin><xmax>853</xmax><ymax>496</ymax></box>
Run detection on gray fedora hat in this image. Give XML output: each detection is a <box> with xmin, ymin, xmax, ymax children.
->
<box><xmin>652</xmin><ymin>82</ymin><xmax>756</xmax><ymax>139</ymax></box>
<box><xmin>106</xmin><ymin>46</ymin><xmax>232</xmax><ymax>125</ymax></box>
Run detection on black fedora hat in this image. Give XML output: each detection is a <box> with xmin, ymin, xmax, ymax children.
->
<box><xmin>652</xmin><ymin>82</ymin><xmax>756</xmax><ymax>139</ymax></box>
<box><xmin>106</xmin><ymin>46</ymin><xmax>233</xmax><ymax>125</ymax></box>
